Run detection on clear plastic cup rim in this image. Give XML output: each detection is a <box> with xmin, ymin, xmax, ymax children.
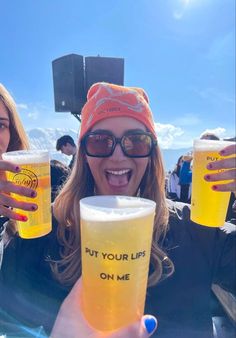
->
<box><xmin>2</xmin><ymin>150</ymin><xmax>49</xmax><ymax>163</ymax></box>
<box><xmin>80</xmin><ymin>195</ymin><xmax>156</xmax><ymax>221</ymax></box>
<box><xmin>193</xmin><ymin>139</ymin><xmax>236</xmax><ymax>151</ymax></box>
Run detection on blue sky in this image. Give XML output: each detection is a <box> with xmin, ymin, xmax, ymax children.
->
<box><xmin>1</xmin><ymin>0</ymin><xmax>235</xmax><ymax>149</ymax></box>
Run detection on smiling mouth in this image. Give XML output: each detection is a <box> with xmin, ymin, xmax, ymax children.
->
<box><xmin>105</xmin><ymin>169</ymin><xmax>132</xmax><ymax>187</ymax></box>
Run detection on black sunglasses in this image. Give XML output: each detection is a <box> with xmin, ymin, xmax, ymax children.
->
<box><xmin>81</xmin><ymin>130</ymin><xmax>157</xmax><ymax>158</ymax></box>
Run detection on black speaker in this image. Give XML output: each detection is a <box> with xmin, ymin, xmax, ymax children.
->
<box><xmin>52</xmin><ymin>54</ymin><xmax>85</xmax><ymax>113</ymax></box>
<box><xmin>85</xmin><ymin>56</ymin><xmax>124</xmax><ymax>93</ymax></box>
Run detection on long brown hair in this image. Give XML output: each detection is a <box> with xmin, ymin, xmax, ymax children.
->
<box><xmin>0</xmin><ymin>84</ymin><xmax>29</xmax><ymax>152</ymax></box>
<box><xmin>0</xmin><ymin>84</ymin><xmax>30</xmax><ymax>235</ymax></box>
<box><xmin>53</xmin><ymin>142</ymin><xmax>174</xmax><ymax>287</ymax></box>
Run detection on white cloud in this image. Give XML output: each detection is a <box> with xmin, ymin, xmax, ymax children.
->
<box><xmin>154</xmin><ymin>122</ymin><xmax>184</xmax><ymax>149</ymax></box>
<box><xmin>153</xmin><ymin>122</ymin><xmax>231</xmax><ymax>150</ymax></box>
<box><xmin>16</xmin><ymin>103</ymin><xmax>28</xmax><ymax>110</ymax></box>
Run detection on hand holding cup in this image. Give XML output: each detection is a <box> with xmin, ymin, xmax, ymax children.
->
<box><xmin>191</xmin><ymin>140</ymin><xmax>236</xmax><ymax>227</ymax></box>
<box><xmin>204</xmin><ymin>143</ymin><xmax>236</xmax><ymax>194</ymax></box>
<box><xmin>2</xmin><ymin>150</ymin><xmax>51</xmax><ymax>238</ymax></box>
<box><xmin>51</xmin><ymin>278</ymin><xmax>158</xmax><ymax>338</ymax></box>
<box><xmin>0</xmin><ymin>158</ymin><xmax>37</xmax><ymax>221</ymax></box>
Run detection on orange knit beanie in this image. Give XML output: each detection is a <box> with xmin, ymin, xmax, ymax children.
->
<box><xmin>79</xmin><ymin>82</ymin><xmax>156</xmax><ymax>140</ymax></box>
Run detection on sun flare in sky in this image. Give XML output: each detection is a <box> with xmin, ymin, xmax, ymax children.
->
<box><xmin>173</xmin><ymin>0</ymin><xmax>200</xmax><ymax>19</ymax></box>
<box><xmin>181</xmin><ymin>0</ymin><xmax>199</xmax><ymax>5</ymax></box>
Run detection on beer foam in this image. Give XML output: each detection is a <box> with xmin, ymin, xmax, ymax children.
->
<box><xmin>80</xmin><ymin>196</ymin><xmax>156</xmax><ymax>221</ymax></box>
<box><xmin>2</xmin><ymin>150</ymin><xmax>49</xmax><ymax>164</ymax></box>
<box><xmin>193</xmin><ymin>139</ymin><xmax>236</xmax><ymax>152</ymax></box>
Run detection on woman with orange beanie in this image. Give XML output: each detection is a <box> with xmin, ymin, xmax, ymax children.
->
<box><xmin>0</xmin><ymin>82</ymin><xmax>235</xmax><ymax>338</ymax></box>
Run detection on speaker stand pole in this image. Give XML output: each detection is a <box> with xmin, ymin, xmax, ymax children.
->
<box><xmin>71</xmin><ymin>112</ymin><xmax>81</xmax><ymax>123</ymax></box>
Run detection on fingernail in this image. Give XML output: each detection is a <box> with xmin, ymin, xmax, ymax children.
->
<box><xmin>31</xmin><ymin>191</ymin><xmax>37</xmax><ymax>198</ymax></box>
<box><xmin>15</xmin><ymin>166</ymin><xmax>20</xmax><ymax>172</ymax></box>
<box><xmin>18</xmin><ymin>215</ymin><xmax>28</xmax><ymax>222</ymax></box>
<box><xmin>205</xmin><ymin>175</ymin><xmax>211</xmax><ymax>180</ymax></box>
<box><xmin>144</xmin><ymin>316</ymin><xmax>157</xmax><ymax>334</ymax></box>
<box><xmin>219</xmin><ymin>150</ymin><xmax>225</xmax><ymax>155</ymax></box>
<box><xmin>31</xmin><ymin>205</ymin><xmax>38</xmax><ymax>211</ymax></box>
<box><xmin>212</xmin><ymin>185</ymin><xmax>218</xmax><ymax>191</ymax></box>
<box><xmin>207</xmin><ymin>163</ymin><xmax>213</xmax><ymax>169</ymax></box>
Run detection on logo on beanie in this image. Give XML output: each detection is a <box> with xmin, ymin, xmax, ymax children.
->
<box><xmin>98</xmin><ymin>106</ymin><xmax>121</xmax><ymax>114</ymax></box>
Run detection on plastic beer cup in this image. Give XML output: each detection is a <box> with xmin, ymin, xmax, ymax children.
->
<box><xmin>2</xmin><ymin>150</ymin><xmax>52</xmax><ymax>239</ymax></box>
<box><xmin>80</xmin><ymin>195</ymin><xmax>156</xmax><ymax>331</ymax></box>
<box><xmin>191</xmin><ymin>139</ymin><xmax>235</xmax><ymax>227</ymax></box>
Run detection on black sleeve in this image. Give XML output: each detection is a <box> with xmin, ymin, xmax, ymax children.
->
<box><xmin>212</xmin><ymin>227</ymin><xmax>236</xmax><ymax>294</ymax></box>
<box><xmin>167</xmin><ymin>199</ymin><xmax>236</xmax><ymax>295</ymax></box>
<box><xmin>167</xmin><ymin>192</ymin><xmax>178</xmax><ymax>201</ymax></box>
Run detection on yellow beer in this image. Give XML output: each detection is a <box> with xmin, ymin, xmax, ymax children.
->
<box><xmin>2</xmin><ymin>150</ymin><xmax>51</xmax><ymax>239</ymax></box>
<box><xmin>80</xmin><ymin>196</ymin><xmax>156</xmax><ymax>331</ymax></box>
<box><xmin>191</xmin><ymin>139</ymin><xmax>234</xmax><ymax>227</ymax></box>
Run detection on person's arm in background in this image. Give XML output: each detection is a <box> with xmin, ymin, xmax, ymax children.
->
<box><xmin>51</xmin><ymin>278</ymin><xmax>157</xmax><ymax>338</ymax></box>
<box><xmin>167</xmin><ymin>173</ymin><xmax>178</xmax><ymax>200</ymax></box>
<box><xmin>179</xmin><ymin>155</ymin><xmax>192</xmax><ymax>185</ymax></box>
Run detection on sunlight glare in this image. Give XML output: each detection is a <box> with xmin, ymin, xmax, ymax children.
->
<box><xmin>182</xmin><ymin>0</ymin><xmax>191</xmax><ymax>5</ymax></box>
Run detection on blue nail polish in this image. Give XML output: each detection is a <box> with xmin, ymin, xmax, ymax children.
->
<box><xmin>144</xmin><ymin>317</ymin><xmax>157</xmax><ymax>334</ymax></box>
